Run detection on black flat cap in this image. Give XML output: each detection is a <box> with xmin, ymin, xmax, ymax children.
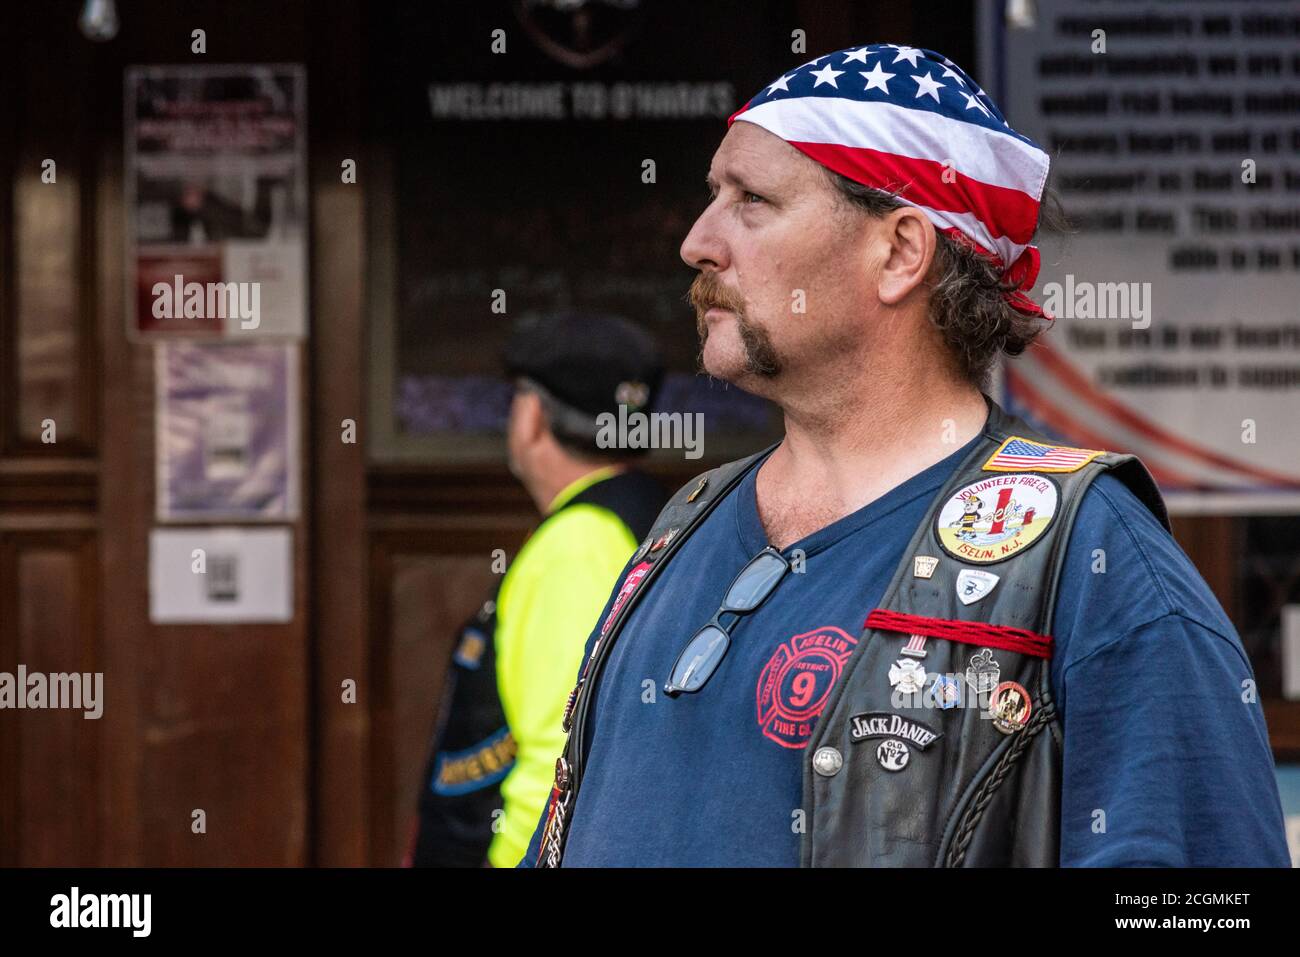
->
<box><xmin>503</xmin><ymin>311</ymin><xmax>664</xmax><ymax>418</ymax></box>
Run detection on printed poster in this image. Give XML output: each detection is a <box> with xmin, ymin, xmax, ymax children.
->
<box><xmin>982</xmin><ymin>0</ymin><xmax>1300</xmax><ymax>512</ymax></box>
<box><xmin>126</xmin><ymin>64</ymin><xmax>307</xmax><ymax>339</ymax></box>
<box><xmin>156</xmin><ymin>342</ymin><xmax>299</xmax><ymax>521</ymax></box>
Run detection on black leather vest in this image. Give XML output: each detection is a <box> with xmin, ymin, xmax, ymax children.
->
<box><xmin>538</xmin><ymin>398</ymin><xmax>1168</xmax><ymax>867</ymax></box>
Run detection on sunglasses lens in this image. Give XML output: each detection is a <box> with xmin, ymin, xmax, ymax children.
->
<box><xmin>724</xmin><ymin>551</ymin><xmax>787</xmax><ymax>612</ymax></box>
<box><xmin>668</xmin><ymin>625</ymin><xmax>730</xmax><ymax>693</ymax></box>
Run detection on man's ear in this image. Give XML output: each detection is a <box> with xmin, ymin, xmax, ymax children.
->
<box><xmin>875</xmin><ymin>206</ymin><xmax>937</xmax><ymax>307</ymax></box>
<box><xmin>516</xmin><ymin>390</ymin><xmax>547</xmax><ymax>443</ymax></box>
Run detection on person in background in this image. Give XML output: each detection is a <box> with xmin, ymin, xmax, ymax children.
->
<box><xmin>407</xmin><ymin>312</ymin><xmax>668</xmax><ymax>867</ymax></box>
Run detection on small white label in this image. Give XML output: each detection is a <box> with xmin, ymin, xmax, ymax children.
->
<box><xmin>150</xmin><ymin>527</ymin><xmax>292</xmax><ymax>623</ymax></box>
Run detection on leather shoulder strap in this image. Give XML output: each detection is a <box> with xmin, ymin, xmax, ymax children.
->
<box><xmin>1091</xmin><ymin>452</ymin><xmax>1170</xmax><ymax>532</ymax></box>
<box><xmin>626</xmin><ymin>446</ymin><xmax>777</xmax><ymax>564</ymax></box>
<box><xmin>538</xmin><ymin>442</ymin><xmax>777</xmax><ymax>867</ymax></box>
<box><xmin>983</xmin><ymin>398</ymin><xmax>1169</xmax><ymax>530</ymax></box>
<box><xmin>873</xmin><ymin>397</ymin><xmax>1169</xmax><ymax>639</ymax></box>
<box><xmin>570</xmin><ymin>442</ymin><xmax>778</xmax><ymax>742</ymax></box>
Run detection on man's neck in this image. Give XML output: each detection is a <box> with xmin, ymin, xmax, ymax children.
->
<box><xmin>530</xmin><ymin>460</ymin><xmax>624</xmax><ymax>515</ymax></box>
<box><xmin>755</xmin><ymin>359</ymin><xmax>988</xmax><ymax>549</ymax></box>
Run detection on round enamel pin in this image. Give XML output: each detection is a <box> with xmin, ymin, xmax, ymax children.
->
<box><xmin>988</xmin><ymin>680</ymin><xmax>1032</xmax><ymax>734</ymax></box>
<box><xmin>876</xmin><ymin>739</ymin><xmax>910</xmax><ymax>772</ymax></box>
<box><xmin>934</xmin><ymin>474</ymin><xmax>1059</xmax><ymax>565</ymax></box>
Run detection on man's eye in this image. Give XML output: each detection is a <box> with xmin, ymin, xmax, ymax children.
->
<box><xmin>743</xmin><ymin>191</ymin><xmax>765</xmax><ymax>204</ymax></box>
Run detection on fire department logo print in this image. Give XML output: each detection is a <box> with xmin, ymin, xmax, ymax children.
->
<box><xmin>756</xmin><ymin>626</ymin><xmax>857</xmax><ymax>749</ymax></box>
<box><xmin>935</xmin><ymin>473</ymin><xmax>1059</xmax><ymax>565</ymax></box>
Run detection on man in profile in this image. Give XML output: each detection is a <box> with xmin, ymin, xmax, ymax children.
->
<box><xmin>526</xmin><ymin>45</ymin><xmax>1289</xmax><ymax>868</ymax></box>
<box><xmin>408</xmin><ymin>312</ymin><xmax>667</xmax><ymax>867</ymax></box>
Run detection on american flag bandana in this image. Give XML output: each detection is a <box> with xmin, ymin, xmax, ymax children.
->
<box><xmin>729</xmin><ymin>44</ymin><xmax>1051</xmax><ymax>318</ymax></box>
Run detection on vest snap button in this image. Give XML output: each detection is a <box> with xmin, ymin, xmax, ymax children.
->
<box><xmin>812</xmin><ymin>746</ymin><xmax>842</xmax><ymax>777</ymax></box>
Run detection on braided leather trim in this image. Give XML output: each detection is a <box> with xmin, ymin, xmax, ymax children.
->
<box><xmin>944</xmin><ymin>701</ymin><xmax>1057</xmax><ymax>867</ymax></box>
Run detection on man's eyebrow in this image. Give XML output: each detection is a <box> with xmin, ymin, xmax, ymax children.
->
<box><xmin>705</xmin><ymin>169</ymin><xmax>766</xmax><ymax>196</ymax></box>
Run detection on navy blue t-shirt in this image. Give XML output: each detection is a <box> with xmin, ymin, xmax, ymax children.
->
<box><xmin>522</xmin><ymin>437</ymin><xmax>1290</xmax><ymax>867</ymax></box>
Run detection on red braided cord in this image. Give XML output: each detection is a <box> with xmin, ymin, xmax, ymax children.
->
<box><xmin>864</xmin><ymin>608</ymin><xmax>1052</xmax><ymax>659</ymax></box>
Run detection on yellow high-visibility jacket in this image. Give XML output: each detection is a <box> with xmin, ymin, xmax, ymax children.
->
<box><xmin>488</xmin><ymin>467</ymin><xmax>643</xmax><ymax>868</ymax></box>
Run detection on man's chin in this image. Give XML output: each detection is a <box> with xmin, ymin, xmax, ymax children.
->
<box><xmin>700</xmin><ymin>343</ymin><xmax>763</xmax><ymax>391</ymax></box>
<box><xmin>699</xmin><ymin>337</ymin><xmax>742</xmax><ymax>382</ymax></box>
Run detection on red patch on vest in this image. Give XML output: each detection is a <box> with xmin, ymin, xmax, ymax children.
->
<box><xmin>756</xmin><ymin>625</ymin><xmax>858</xmax><ymax>749</ymax></box>
<box><xmin>600</xmin><ymin>561</ymin><xmax>653</xmax><ymax>636</ymax></box>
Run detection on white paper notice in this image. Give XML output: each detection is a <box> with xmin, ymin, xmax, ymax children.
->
<box><xmin>149</xmin><ymin>527</ymin><xmax>293</xmax><ymax>623</ymax></box>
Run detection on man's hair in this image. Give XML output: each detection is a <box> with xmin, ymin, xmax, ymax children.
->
<box><xmin>826</xmin><ymin>169</ymin><xmax>1060</xmax><ymax>390</ymax></box>
<box><xmin>520</xmin><ymin>379</ymin><xmax>641</xmax><ymax>463</ymax></box>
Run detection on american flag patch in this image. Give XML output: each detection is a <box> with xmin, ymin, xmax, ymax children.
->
<box><xmin>982</xmin><ymin>436</ymin><xmax>1104</xmax><ymax>473</ymax></box>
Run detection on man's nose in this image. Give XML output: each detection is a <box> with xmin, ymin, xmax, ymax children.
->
<box><xmin>680</xmin><ymin>204</ymin><xmax>727</xmax><ymax>272</ymax></box>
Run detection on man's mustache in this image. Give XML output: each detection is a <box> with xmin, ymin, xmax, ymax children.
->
<box><xmin>689</xmin><ymin>272</ymin><xmax>746</xmax><ymax>318</ymax></box>
<box><xmin>688</xmin><ymin>271</ymin><xmax>781</xmax><ymax>377</ymax></box>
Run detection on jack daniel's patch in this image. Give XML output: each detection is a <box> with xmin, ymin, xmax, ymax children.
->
<box><xmin>934</xmin><ymin>473</ymin><xmax>1058</xmax><ymax>564</ymax></box>
<box><xmin>848</xmin><ymin>712</ymin><xmax>943</xmax><ymax>750</ymax></box>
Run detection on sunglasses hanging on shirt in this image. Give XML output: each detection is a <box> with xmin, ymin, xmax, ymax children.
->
<box><xmin>664</xmin><ymin>546</ymin><xmax>791</xmax><ymax>696</ymax></box>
